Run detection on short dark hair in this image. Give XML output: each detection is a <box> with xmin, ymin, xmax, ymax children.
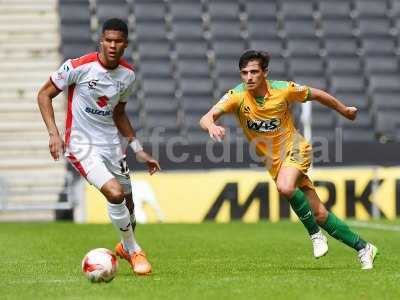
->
<box><xmin>239</xmin><ymin>50</ymin><xmax>270</xmax><ymax>70</ymax></box>
<box><xmin>102</xmin><ymin>18</ymin><xmax>128</xmax><ymax>38</ymax></box>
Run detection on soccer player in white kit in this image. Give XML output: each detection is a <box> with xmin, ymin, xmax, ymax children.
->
<box><xmin>37</xmin><ymin>18</ymin><xmax>159</xmax><ymax>275</ymax></box>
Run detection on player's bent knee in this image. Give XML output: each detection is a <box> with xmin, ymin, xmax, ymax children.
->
<box><xmin>276</xmin><ymin>184</ymin><xmax>296</xmax><ymax>199</ymax></box>
<box><xmin>101</xmin><ymin>180</ymin><xmax>125</xmax><ymax>204</ymax></box>
<box><xmin>107</xmin><ymin>190</ymin><xmax>125</xmax><ymax>204</ymax></box>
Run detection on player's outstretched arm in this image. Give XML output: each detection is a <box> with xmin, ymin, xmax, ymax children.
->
<box><xmin>37</xmin><ymin>79</ymin><xmax>64</xmax><ymax>161</ymax></box>
<box><xmin>113</xmin><ymin>102</ymin><xmax>161</xmax><ymax>175</ymax></box>
<box><xmin>199</xmin><ymin>108</ymin><xmax>226</xmax><ymax>141</ymax></box>
<box><xmin>309</xmin><ymin>87</ymin><xmax>358</xmax><ymax>121</ymax></box>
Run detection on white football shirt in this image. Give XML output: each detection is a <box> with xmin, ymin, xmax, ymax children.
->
<box><xmin>50</xmin><ymin>52</ymin><xmax>136</xmax><ymax>149</ymax></box>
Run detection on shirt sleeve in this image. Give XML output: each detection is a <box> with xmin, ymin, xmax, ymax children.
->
<box><xmin>50</xmin><ymin>60</ymin><xmax>78</xmax><ymax>91</ymax></box>
<box><xmin>286</xmin><ymin>81</ymin><xmax>312</xmax><ymax>103</ymax></box>
<box><xmin>213</xmin><ymin>90</ymin><xmax>240</xmax><ymax>113</ymax></box>
<box><xmin>119</xmin><ymin>74</ymin><xmax>136</xmax><ymax>103</ymax></box>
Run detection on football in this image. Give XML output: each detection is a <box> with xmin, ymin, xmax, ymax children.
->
<box><xmin>81</xmin><ymin>248</ymin><xmax>118</xmax><ymax>283</ymax></box>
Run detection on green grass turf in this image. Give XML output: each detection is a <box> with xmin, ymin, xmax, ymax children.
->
<box><xmin>0</xmin><ymin>221</ymin><xmax>399</xmax><ymax>300</ymax></box>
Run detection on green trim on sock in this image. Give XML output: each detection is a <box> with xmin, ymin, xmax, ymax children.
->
<box><xmin>288</xmin><ymin>189</ymin><xmax>320</xmax><ymax>235</ymax></box>
<box><xmin>320</xmin><ymin>212</ymin><xmax>365</xmax><ymax>251</ymax></box>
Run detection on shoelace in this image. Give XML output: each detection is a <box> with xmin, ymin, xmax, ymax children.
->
<box><xmin>358</xmin><ymin>248</ymin><xmax>370</xmax><ymax>264</ymax></box>
<box><xmin>311</xmin><ymin>233</ymin><xmax>323</xmax><ymax>242</ymax></box>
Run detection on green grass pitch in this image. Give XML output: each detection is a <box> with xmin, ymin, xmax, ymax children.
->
<box><xmin>1</xmin><ymin>221</ymin><xmax>399</xmax><ymax>300</ymax></box>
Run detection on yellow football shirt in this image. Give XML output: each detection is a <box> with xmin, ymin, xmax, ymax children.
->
<box><xmin>214</xmin><ymin>79</ymin><xmax>313</xmax><ymax>185</ymax></box>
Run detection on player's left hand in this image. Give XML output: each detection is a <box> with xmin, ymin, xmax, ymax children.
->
<box><xmin>146</xmin><ymin>159</ymin><xmax>161</xmax><ymax>175</ymax></box>
<box><xmin>343</xmin><ymin>106</ymin><xmax>358</xmax><ymax>121</ymax></box>
<box><xmin>136</xmin><ymin>150</ymin><xmax>161</xmax><ymax>175</ymax></box>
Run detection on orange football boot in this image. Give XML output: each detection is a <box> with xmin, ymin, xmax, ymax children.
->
<box><xmin>115</xmin><ymin>242</ymin><xmax>152</xmax><ymax>275</ymax></box>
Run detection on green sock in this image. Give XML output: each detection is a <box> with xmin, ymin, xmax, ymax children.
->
<box><xmin>288</xmin><ymin>188</ymin><xmax>320</xmax><ymax>235</ymax></box>
<box><xmin>320</xmin><ymin>212</ymin><xmax>367</xmax><ymax>251</ymax></box>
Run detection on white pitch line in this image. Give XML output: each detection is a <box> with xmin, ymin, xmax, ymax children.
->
<box><xmin>348</xmin><ymin>221</ymin><xmax>400</xmax><ymax>232</ymax></box>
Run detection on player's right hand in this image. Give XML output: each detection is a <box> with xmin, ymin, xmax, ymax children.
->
<box><xmin>208</xmin><ymin>124</ymin><xmax>226</xmax><ymax>142</ymax></box>
<box><xmin>49</xmin><ymin>134</ymin><xmax>65</xmax><ymax>161</ymax></box>
<box><xmin>343</xmin><ymin>106</ymin><xmax>358</xmax><ymax>121</ymax></box>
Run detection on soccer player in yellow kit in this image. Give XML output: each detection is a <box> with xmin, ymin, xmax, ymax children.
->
<box><xmin>200</xmin><ymin>50</ymin><xmax>378</xmax><ymax>269</ymax></box>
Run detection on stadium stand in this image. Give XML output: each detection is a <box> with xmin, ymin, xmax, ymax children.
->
<box><xmin>0</xmin><ymin>0</ymin><xmax>67</xmax><ymax>220</ymax></box>
<box><xmin>53</xmin><ymin>0</ymin><xmax>400</xmax><ymax>168</ymax></box>
<box><xmin>45</xmin><ymin>0</ymin><xmax>400</xmax><ymax>168</ymax></box>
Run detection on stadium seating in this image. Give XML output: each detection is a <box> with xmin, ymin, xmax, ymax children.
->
<box><xmin>0</xmin><ymin>0</ymin><xmax>67</xmax><ymax>220</ymax></box>
<box><xmin>56</xmin><ymin>0</ymin><xmax>400</xmax><ymax>146</ymax></box>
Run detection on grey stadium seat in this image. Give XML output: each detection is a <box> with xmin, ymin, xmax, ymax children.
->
<box><xmin>210</xmin><ymin>20</ymin><xmax>242</xmax><ymax>40</ymax></box>
<box><xmin>144</xmin><ymin>96</ymin><xmax>178</xmax><ymax>114</ymax></box>
<box><xmin>144</xmin><ymin>113</ymin><xmax>179</xmax><ymax>131</ymax></box>
<box><xmin>96</xmin><ymin>0</ymin><xmax>129</xmax><ymax>25</ymax></box>
<box><xmin>59</xmin><ymin>0</ymin><xmax>91</xmax><ymax>24</ymax></box>
<box><xmin>358</xmin><ymin>18</ymin><xmax>392</xmax><ymax>38</ymax></box>
<box><xmin>321</xmin><ymin>19</ymin><xmax>354</xmax><ymax>38</ymax></box>
<box><xmin>170</xmin><ymin>0</ymin><xmax>203</xmax><ymax>20</ymax></box>
<box><xmin>289</xmin><ymin>57</ymin><xmax>324</xmax><ymax>76</ymax></box>
<box><xmin>219</xmin><ymin>76</ymin><xmax>241</xmax><ymax>93</ymax></box>
<box><xmin>268</xmin><ymin>56</ymin><xmax>287</xmax><ymax>79</ymax></box>
<box><xmin>208</xmin><ymin>0</ymin><xmax>239</xmax><ymax>20</ymax></box>
<box><xmin>172</xmin><ymin>20</ymin><xmax>204</xmax><ymax>40</ymax></box>
<box><xmin>325</xmin><ymin>38</ymin><xmax>358</xmax><ymax>56</ymax></box>
<box><xmin>181</xmin><ymin>78</ymin><xmax>213</xmax><ymax>96</ymax></box>
<box><xmin>245</xmin><ymin>0</ymin><xmax>278</xmax><ymax>19</ymax></box>
<box><xmin>138</xmin><ymin>41</ymin><xmax>170</xmax><ymax>59</ymax></box>
<box><xmin>247</xmin><ymin>19</ymin><xmax>280</xmax><ymax>39</ymax></box>
<box><xmin>139</xmin><ymin>58</ymin><xmax>172</xmax><ymax>78</ymax></box>
<box><xmin>355</xmin><ymin>0</ymin><xmax>388</xmax><ymax>18</ymax></box>
<box><xmin>369</xmin><ymin>74</ymin><xmax>400</xmax><ymax>92</ymax></box>
<box><xmin>319</xmin><ymin>0</ymin><xmax>351</xmax><ymax>18</ymax></box>
<box><xmin>362</xmin><ymin>37</ymin><xmax>396</xmax><ymax>55</ymax></box>
<box><xmin>286</xmin><ymin>38</ymin><xmax>320</xmax><ymax>57</ymax></box>
<box><xmin>135</xmin><ymin>21</ymin><xmax>167</xmax><ymax>41</ymax></box>
<box><xmin>215</xmin><ymin>58</ymin><xmax>237</xmax><ymax>76</ymax></box>
<box><xmin>177</xmin><ymin>58</ymin><xmax>210</xmax><ymax>77</ymax></box>
<box><xmin>213</xmin><ymin>40</ymin><xmax>246</xmax><ymax>58</ymax></box>
<box><xmin>281</xmin><ymin>1</ymin><xmax>314</xmax><ymax>19</ymax></box>
<box><xmin>249</xmin><ymin>38</ymin><xmax>283</xmax><ymax>57</ymax></box>
<box><xmin>175</xmin><ymin>40</ymin><xmax>208</xmax><ymax>59</ymax></box>
<box><xmin>62</xmin><ymin>43</ymin><xmax>96</xmax><ymax>60</ymax></box>
<box><xmin>283</xmin><ymin>19</ymin><xmax>316</xmax><ymax>38</ymax></box>
<box><xmin>142</xmin><ymin>78</ymin><xmax>176</xmax><ymax>95</ymax></box>
<box><xmin>373</xmin><ymin>91</ymin><xmax>400</xmax><ymax>111</ymax></box>
<box><xmin>134</xmin><ymin>1</ymin><xmax>166</xmax><ymax>21</ymax></box>
<box><xmin>59</xmin><ymin>0</ymin><xmax>93</xmax><ymax>58</ymax></box>
<box><xmin>327</xmin><ymin>57</ymin><xmax>362</xmax><ymax>75</ymax></box>
<box><xmin>375</xmin><ymin>111</ymin><xmax>399</xmax><ymax>142</ymax></box>
<box><xmin>181</xmin><ymin>95</ymin><xmax>214</xmax><ymax>114</ymax></box>
<box><xmin>330</xmin><ymin>75</ymin><xmax>365</xmax><ymax>93</ymax></box>
<box><xmin>364</xmin><ymin>56</ymin><xmax>399</xmax><ymax>75</ymax></box>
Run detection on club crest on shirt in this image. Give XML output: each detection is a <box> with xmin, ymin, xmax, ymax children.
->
<box><xmin>291</xmin><ymin>82</ymin><xmax>307</xmax><ymax>92</ymax></box>
<box><xmin>117</xmin><ymin>81</ymin><xmax>125</xmax><ymax>94</ymax></box>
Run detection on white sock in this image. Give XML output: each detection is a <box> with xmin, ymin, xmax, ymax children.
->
<box><xmin>129</xmin><ymin>212</ymin><xmax>141</xmax><ymax>251</ymax></box>
<box><xmin>107</xmin><ymin>200</ymin><xmax>141</xmax><ymax>254</ymax></box>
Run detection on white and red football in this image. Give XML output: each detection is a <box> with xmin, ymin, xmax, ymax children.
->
<box><xmin>81</xmin><ymin>248</ymin><xmax>118</xmax><ymax>283</ymax></box>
